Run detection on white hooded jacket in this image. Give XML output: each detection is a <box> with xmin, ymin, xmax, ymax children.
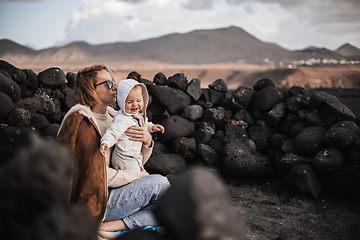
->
<box><xmin>100</xmin><ymin>79</ymin><xmax>154</xmax><ymax>161</ymax></box>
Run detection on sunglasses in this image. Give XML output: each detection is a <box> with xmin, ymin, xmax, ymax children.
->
<box><xmin>94</xmin><ymin>79</ymin><xmax>116</xmax><ymax>89</ymax></box>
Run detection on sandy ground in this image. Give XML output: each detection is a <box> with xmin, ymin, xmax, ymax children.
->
<box><xmin>225</xmin><ymin>178</ymin><xmax>360</xmax><ymax>240</ymax></box>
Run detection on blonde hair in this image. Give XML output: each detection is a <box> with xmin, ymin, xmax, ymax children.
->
<box><xmin>75</xmin><ymin>64</ymin><xmax>110</xmax><ymax>107</ymax></box>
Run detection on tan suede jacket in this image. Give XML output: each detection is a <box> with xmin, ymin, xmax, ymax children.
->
<box><xmin>56</xmin><ymin>104</ymin><xmax>153</xmax><ymax>225</ymax></box>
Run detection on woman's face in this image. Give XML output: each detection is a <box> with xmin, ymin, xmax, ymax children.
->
<box><xmin>95</xmin><ymin>70</ymin><xmax>117</xmax><ymax>106</ymax></box>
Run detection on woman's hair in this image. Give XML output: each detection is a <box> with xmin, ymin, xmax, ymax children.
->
<box><xmin>75</xmin><ymin>64</ymin><xmax>110</xmax><ymax>107</ymax></box>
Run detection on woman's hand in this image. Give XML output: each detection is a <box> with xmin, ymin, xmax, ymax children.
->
<box><xmin>125</xmin><ymin>118</ymin><xmax>152</xmax><ymax>147</ymax></box>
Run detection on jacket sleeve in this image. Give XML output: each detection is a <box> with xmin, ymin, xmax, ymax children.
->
<box><xmin>141</xmin><ymin>140</ymin><xmax>153</xmax><ymax>165</ymax></box>
<box><xmin>101</xmin><ymin>115</ymin><xmax>127</xmax><ymax>147</ymax></box>
<box><xmin>146</xmin><ymin>117</ymin><xmax>154</xmax><ymax>133</ymax></box>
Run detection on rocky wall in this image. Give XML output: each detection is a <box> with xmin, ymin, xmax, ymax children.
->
<box><xmin>1</xmin><ymin>60</ymin><xmax>360</xmax><ymax>200</ymax></box>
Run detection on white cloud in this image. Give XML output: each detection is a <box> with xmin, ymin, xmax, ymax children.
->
<box><xmin>0</xmin><ymin>0</ymin><xmax>50</xmax><ymax>2</ymax></box>
<box><xmin>57</xmin><ymin>0</ymin><xmax>286</xmax><ymax>46</ymax></box>
<box><xmin>55</xmin><ymin>0</ymin><xmax>360</xmax><ymax>50</ymax></box>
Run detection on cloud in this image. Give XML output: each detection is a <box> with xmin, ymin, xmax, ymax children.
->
<box><xmin>181</xmin><ymin>0</ymin><xmax>215</xmax><ymax>10</ymax></box>
<box><xmin>56</xmin><ymin>0</ymin><xmax>360</xmax><ymax>50</ymax></box>
<box><xmin>0</xmin><ymin>0</ymin><xmax>50</xmax><ymax>2</ymax></box>
<box><xmin>57</xmin><ymin>0</ymin><xmax>285</xmax><ymax>46</ymax></box>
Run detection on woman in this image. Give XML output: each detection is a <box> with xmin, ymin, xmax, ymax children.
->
<box><xmin>56</xmin><ymin>64</ymin><xmax>169</xmax><ymax>237</ymax></box>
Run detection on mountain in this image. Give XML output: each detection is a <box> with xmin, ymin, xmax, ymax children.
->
<box><xmin>0</xmin><ymin>26</ymin><xmax>356</xmax><ymax>66</ymax></box>
<box><xmin>335</xmin><ymin>43</ymin><xmax>360</xmax><ymax>57</ymax></box>
<box><xmin>0</xmin><ymin>39</ymin><xmax>36</xmax><ymax>56</ymax></box>
<box><xmin>293</xmin><ymin>46</ymin><xmax>343</xmax><ymax>58</ymax></box>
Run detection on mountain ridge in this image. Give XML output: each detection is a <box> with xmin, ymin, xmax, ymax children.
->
<box><xmin>1</xmin><ymin>26</ymin><xmax>359</xmax><ymax>65</ymax></box>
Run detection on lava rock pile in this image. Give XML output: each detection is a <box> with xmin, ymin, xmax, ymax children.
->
<box><xmin>0</xmin><ymin>60</ymin><xmax>359</xmax><ymax>199</ymax></box>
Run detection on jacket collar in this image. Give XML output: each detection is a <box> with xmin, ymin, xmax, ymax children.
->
<box><xmin>58</xmin><ymin>103</ymin><xmax>117</xmax><ymax>136</ymax></box>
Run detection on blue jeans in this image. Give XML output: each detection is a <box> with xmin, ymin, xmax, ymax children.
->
<box><xmin>104</xmin><ymin>174</ymin><xmax>170</xmax><ymax>229</ymax></box>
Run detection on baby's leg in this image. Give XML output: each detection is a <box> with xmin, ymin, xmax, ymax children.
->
<box><xmin>114</xmin><ymin>151</ymin><xmax>141</xmax><ymax>172</ymax></box>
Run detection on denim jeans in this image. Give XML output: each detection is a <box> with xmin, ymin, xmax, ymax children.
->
<box><xmin>104</xmin><ymin>174</ymin><xmax>170</xmax><ymax>229</ymax></box>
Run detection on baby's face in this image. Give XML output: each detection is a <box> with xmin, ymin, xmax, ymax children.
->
<box><xmin>125</xmin><ymin>86</ymin><xmax>144</xmax><ymax>115</ymax></box>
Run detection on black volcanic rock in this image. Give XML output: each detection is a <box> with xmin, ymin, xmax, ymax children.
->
<box><xmin>308</xmin><ymin>91</ymin><xmax>338</xmax><ymax>111</ymax></box>
<box><xmin>319</xmin><ymin>100</ymin><xmax>356</xmax><ymax>127</ymax></box>
<box><xmin>281</xmin><ymin>139</ymin><xmax>296</xmax><ymax>155</ymax></box>
<box><xmin>0</xmin><ymin>60</ymin><xmax>27</xmax><ymax>92</ymax></box>
<box><xmin>174</xmin><ymin>137</ymin><xmax>196</xmax><ymax>159</ymax></box>
<box><xmin>266</xmin><ymin>102</ymin><xmax>286</xmax><ymax>127</ymax></box>
<box><xmin>312</xmin><ymin>148</ymin><xmax>344</xmax><ymax>172</ymax></box>
<box><xmin>197</xmin><ymin>143</ymin><xmax>220</xmax><ymax>166</ymax></box>
<box><xmin>234</xmin><ymin>109</ymin><xmax>254</xmax><ymax>126</ymax></box>
<box><xmin>286</xmin><ymin>96</ymin><xmax>306</xmax><ymax>112</ymax></box>
<box><xmin>208</xmin><ymin>79</ymin><xmax>228</xmax><ymax>92</ymax></box>
<box><xmin>159</xmin><ymin>115</ymin><xmax>195</xmax><ymax>143</ymax></box>
<box><xmin>284</xmin><ymin>164</ymin><xmax>322</xmax><ymax>199</ymax></box>
<box><xmin>231</xmin><ymin>86</ymin><xmax>256</xmax><ymax>109</ymax></box>
<box><xmin>269</xmin><ymin>133</ymin><xmax>289</xmax><ymax>148</ymax></box>
<box><xmin>145</xmin><ymin>153</ymin><xmax>187</xmax><ymax>176</ymax></box>
<box><xmin>23</xmin><ymin>68</ymin><xmax>39</xmax><ymax>89</ymax></box>
<box><xmin>290</xmin><ymin>121</ymin><xmax>308</xmax><ymax>138</ymax></box>
<box><xmin>0</xmin><ymin>71</ymin><xmax>21</xmax><ymax>102</ymax></box>
<box><xmin>185</xmin><ymin>78</ymin><xmax>202</xmax><ymax>101</ymax></box>
<box><xmin>66</xmin><ymin>72</ymin><xmax>77</xmax><ymax>90</ymax></box>
<box><xmin>253</xmin><ymin>86</ymin><xmax>282</xmax><ymax>111</ymax></box>
<box><xmin>223</xmin><ymin>122</ymin><xmax>248</xmax><ymax>144</ymax></box>
<box><xmin>32</xmin><ymin>94</ymin><xmax>62</xmax><ymax>121</ymax></box>
<box><xmin>0</xmin><ymin>125</ymin><xmax>37</xmax><ymax>166</ymax></box>
<box><xmin>193</xmin><ymin>128</ymin><xmax>212</xmax><ymax>145</ymax></box>
<box><xmin>304</xmin><ymin>109</ymin><xmax>324</xmax><ymax>126</ymax></box>
<box><xmin>61</xmin><ymin>86</ymin><xmax>77</xmax><ymax>111</ymax></box>
<box><xmin>222</xmin><ymin>139</ymin><xmax>272</xmax><ymax>179</ymax></box>
<box><xmin>41</xmin><ymin>123</ymin><xmax>60</xmax><ymax>140</ymax></box>
<box><xmin>253</xmin><ymin>78</ymin><xmax>275</xmax><ymax>91</ymax></box>
<box><xmin>203</xmin><ymin>107</ymin><xmax>225</xmax><ymax>124</ymax></box>
<box><xmin>183</xmin><ymin>104</ymin><xmax>203</xmax><ymax>122</ymax></box>
<box><xmin>153</xmin><ymin>72</ymin><xmax>167</xmax><ymax>86</ymax></box>
<box><xmin>29</xmin><ymin>113</ymin><xmax>51</xmax><ymax>131</ymax></box>
<box><xmin>287</xmin><ymin>86</ymin><xmax>306</xmax><ymax>98</ymax></box>
<box><xmin>8</xmin><ymin>98</ymin><xmax>37</xmax><ymax>127</ymax></box>
<box><xmin>126</xmin><ymin>71</ymin><xmax>141</xmax><ymax>81</ymax></box>
<box><xmin>322</xmin><ymin>121</ymin><xmax>360</xmax><ymax>149</ymax></box>
<box><xmin>167</xmin><ymin>73</ymin><xmax>188</xmax><ymax>90</ymax></box>
<box><xmin>38</xmin><ymin>67</ymin><xmax>66</xmax><ymax>88</ymax></box>
<box><xmin>279</xmin><ymin>153</ymin><xmax>312</xmax><ymax>168</ymax></box>
<box><xmin>151</xmin><ymin>85</ymin><xmax>191</xmax><ymax>115</ymax></box>
<box><xmin>294</xmin><ymin>126</ymin><xmax>327</xmax><ymax>156</ymax></box>
<box><xmin>0</xmin><ymin>92</ymin><xmax>13</xmax><ymax>121</ymax></box>
<box><xmin>279</xmin><ymin>112</ymin><xmax>299</xmax><ymax>135</ymax></box>
<box><xmin>208</xmin><ymin>88</ymin><xmax>226</xmax><ymax>106</ymax></box>
<box><xmin>248</xmin><ymin>120</ymin><xmax>274</xmax><ymax>151</ymax></box>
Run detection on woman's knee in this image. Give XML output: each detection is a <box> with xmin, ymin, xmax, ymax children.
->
<box><xmin>149</xmin><ymin>174</ymin><xmax>170</xmax><ymax>191</ymax></box>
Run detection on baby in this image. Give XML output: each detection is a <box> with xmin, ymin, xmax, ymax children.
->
<box><xmin>100</xmin><ymin>79</ymin><xmax>164</xmax><ymax>172</ymax></box>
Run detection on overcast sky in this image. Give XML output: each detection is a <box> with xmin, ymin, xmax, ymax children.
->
<box><xmin>0</xmin><ymin>0</ymin><xmax>359</xmax><ymax>51</ymax></box>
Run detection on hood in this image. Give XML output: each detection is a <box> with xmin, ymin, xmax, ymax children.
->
<box><xmin>117</xmin><ymin>79</ymin><xmax>149</xmax><ymax>119</ymax></box>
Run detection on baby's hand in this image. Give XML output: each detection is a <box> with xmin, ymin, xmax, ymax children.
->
<box><xmin>152</xmin><ymin>124</ymin><xmax>165</xmax><ymax>134</ymax></box>
<box><xmin>100</xmin><ymin>144</ymin><xmax>109</xmax><ymax>157</ymax></box>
